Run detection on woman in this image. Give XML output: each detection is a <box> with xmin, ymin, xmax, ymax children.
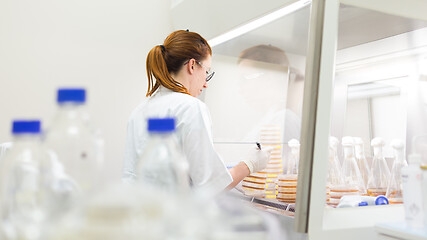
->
<box><xmin>122</xmin><ymin>30</ymin><xmax>272</xmax><ymax>194</ymax></box>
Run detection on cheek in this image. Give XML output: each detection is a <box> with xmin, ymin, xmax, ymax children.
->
<box><xmin>197</xmin><ymin>74</ymin><xmax>205</xmax><ymax>87</ymax></box>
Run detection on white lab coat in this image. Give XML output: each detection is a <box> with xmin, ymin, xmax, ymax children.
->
<box><xmin>123</xmin><ymin>87</ymin><xmax>233</xmax><ymax>194</ymax></box>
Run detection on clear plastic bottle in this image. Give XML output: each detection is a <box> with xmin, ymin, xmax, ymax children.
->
<box><xmin>44</xmin><ymin>88</ymin><xmax>104</xmax><ymax>194</ymax></box>
<box><xmin>136</xmin><ymin>118</ymin><xmax>190</xmax><ymax>194</ymax></box>
<box><xmin>0</xmin><ymin>120</ymin><xmax>45</xmax><ymax>240</ymax></box>
<box><xmin>354</xmin><ymin>137</ymin><xmax>371</xmax><ymax>190</ymax></box>
<box><xmin>367</xmin><ymin>138</ymin><xmax>391</xmax><ymax>197</ymax></box>
<box><xmin>386</xmin><ymin>139</ymin><xmax>408</xmax><ymax>204</ymax></box>
<box><xmin>401</xmin><ymin>154</ymin><xmax>424</xmax><ymax>229</ymax></box>
<box><xmin>341</xmin><ymin>136</ymin><xmax>366</xmax><ymax>195</ymax></box>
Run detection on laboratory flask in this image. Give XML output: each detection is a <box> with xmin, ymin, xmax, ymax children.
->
<box><xmin>327</xmin><ymin>136</ymin><xmax>343</xmax><ymax>187</ymax></box>
<box><xmin>326</xmin><ymin>137</ymin><xmax>344</xmax><ymax>207</ymax></box>
<box><xmin>367</xmin><ymin>138</ymin><xmax>391</xmax><ymax>196</ymax></box>
<box><xmin>341</xmin><ymin>136</ymin><xmax>366</xmax><ymax>195</ymax></box>
<box><xmin>386</xmin><ymin>139</ymin><xmax>407</xmax><ymax>204</ymax></box>
<box><xmin>354</xmin><ymin>137</ymin><xmax>371</xmax><ymax>190</ymax></box>
<box><xmin>275</xmin><ymin>139</ymin><xmax>299</xmax><ymax>203</ymax></box>
<box><xmin>286</xmin><ymin>139</ymin><xmax>300</xmax><ymax>175</ymax></box>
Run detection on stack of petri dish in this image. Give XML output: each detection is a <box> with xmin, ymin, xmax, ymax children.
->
<box><xmin>276</xmin><ymin>174</ymin><xmax>298</xmax><ymax>203</ymax></box>
<box><xmin>242</xmin><ymin>172</ymin><xmax>267</xmax><ymax>197</ymax></box>
<box><xmin>328</xmin><ymin>186</ymin><xmax>359</xmax><ymax>207</ymax></box>
<box><xmin>260</xmin><ymin>125</ymin><xmax>283</xmax><ymax>199</ymax></box>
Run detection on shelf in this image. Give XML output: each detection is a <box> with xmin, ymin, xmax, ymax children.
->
<box><xmin>322</xmin><ymin>205</ymin><xmax>405</xmax><ymax>230</ymax></box>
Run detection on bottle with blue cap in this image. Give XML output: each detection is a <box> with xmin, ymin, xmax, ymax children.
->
<box><xmin>0</xmin><ymin>120</ymin><xmax>46</xmax><ymax>239</ymax></box>
<box><xmin>135</xmin><ymin>118</ymin><xmax>189</xmax><ymax>194</ymax></box>
<box><xmin>44</xmin><ymin>88</ymin><xmax>104</xmax><ymax>195</ymax></box>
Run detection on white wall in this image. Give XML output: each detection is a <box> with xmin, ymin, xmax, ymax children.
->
<box><xmin>0</xmin><ymin>0</ymin><xmax>173</xmax><ymax>184</ymax></box>
<box><xmin>343</xmin><ymin>98</ymin><xmax>371</xmax><ymax>155</ymax></box>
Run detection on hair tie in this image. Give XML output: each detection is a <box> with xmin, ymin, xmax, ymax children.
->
<box><xmin>160</xmin><ymin>45</ymin><xmax>166</xmax><ymax>52</ymax></box>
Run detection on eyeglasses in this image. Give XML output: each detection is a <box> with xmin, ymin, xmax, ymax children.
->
<box><xmin>196</xmin><ymin>61</ymin><xmax>215</xmax><ymax>82</ymax></box>
<box><xmin>183</xmin><ymin>59</ymin><xmax>215</xmax><ymax>82</ymax></box>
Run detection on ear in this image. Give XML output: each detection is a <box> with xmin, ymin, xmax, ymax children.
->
<box><xmin>187</xmin><ymin>58</ymin><xmax>196</xmax><ymax>74</ymax></box>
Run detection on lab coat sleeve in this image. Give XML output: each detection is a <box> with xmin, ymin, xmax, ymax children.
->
<box><xmin>179</xmin><ymin>101</ymin><xmax>233</xmax><ymax>195</ymax></box>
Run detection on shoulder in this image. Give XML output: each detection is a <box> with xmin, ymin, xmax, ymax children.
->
<box><xmin>164</xmin><ymin>93</ymin><xmax>211</xmax><ymax>131</ymax></box>
<box><xmin>167</xmin><ymin>92</ymin><xmax>208</xmax><ymax>115</ymax></box>
<box><xmin>128</xmin><ymin>98</ymin><xmax>149</xmax><ymax>122</ymax></box>
<box><xmin>128</xmin><ymin>90</ymin><xmax>208</xmax><ymax>123</ymax></box>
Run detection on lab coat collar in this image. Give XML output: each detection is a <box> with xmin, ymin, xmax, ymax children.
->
<box><xmin>153</xmin><ymin>86</ymin><xmax>174</xmax><ymax>97</ymax></box>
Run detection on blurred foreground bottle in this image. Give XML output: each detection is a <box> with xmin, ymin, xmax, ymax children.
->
<box><xmin>44</xmin><ymin>88</ymin><xmax>104</xmax><ymax>195</ymax></box>
<box><xmin>0</xmin><ymin>121</ymin><xmax>56</xmax><ymax>240</ymax></box>
<box><xmin>0</xmin><ymin>120</ymin><xmax>45</xmax><ymax>240</ymax></box>
<box><xmin>136</xmin><ymin>118</ymin><xmax>190</xmax><ymax>194</ymax></box>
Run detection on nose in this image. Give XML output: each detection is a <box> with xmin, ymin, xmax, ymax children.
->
<box><xmin>203</xmin><ymin>81</ymin><xmax>208</xmax><ymax>88</ymax></box>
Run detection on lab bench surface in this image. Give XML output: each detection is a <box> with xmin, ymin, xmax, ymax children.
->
<box><xmin>226</xmin><ymin>190</ymin><xmax>308</xmax><ymax>240</ymax></box>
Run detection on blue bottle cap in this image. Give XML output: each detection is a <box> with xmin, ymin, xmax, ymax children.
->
<box><xmin>57</xmin><ymin>88</ymin><xmax>86</xmax><ymax>103</ymax></box>
<box><xmin>375</xmin><ymin>195</ymin><xmax>389</xmax><ymax>205</ymax></box>
<box><xmin>147</xmin><ymin>118</ymin><xmax>175</xmax><ymax>132</ymax></box>
<box><xmin>12</xmin><ymin>120</ymin><xmax>41</xmax><ymax>134</ymax></box>
<box><xmin>358</xmin><ymin>201</ymin><xmax>368</xmax><ymax>206</ymax></box>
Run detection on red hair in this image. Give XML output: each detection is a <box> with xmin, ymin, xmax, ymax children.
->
<box><xmin>146</xmin><ymin>30</ymin><xmax>212</xmax><ymax>96</ymax></box>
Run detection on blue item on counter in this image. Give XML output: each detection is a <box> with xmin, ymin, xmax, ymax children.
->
<box><xmin>375</xmin><ymin>195</ymin><xmax>389</xmax><ymax>205</ymax></box>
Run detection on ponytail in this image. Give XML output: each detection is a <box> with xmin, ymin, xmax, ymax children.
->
<box><xmin>145</xmin><ymin>30</ymin><xmax>212</xmax><ymax>97</ymax></box>
<box><xmin>146</xmin><ymin>45</ymin><xmax>189</xmax><ymax>96</ymax></box>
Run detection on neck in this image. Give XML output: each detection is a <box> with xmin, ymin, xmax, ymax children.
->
<box><xmin>171</xmin><ymin>72</ymin><xmax>190</xmax><ymax>92</ymax></box>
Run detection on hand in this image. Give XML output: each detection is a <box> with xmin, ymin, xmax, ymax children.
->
<box><xmin>242</xmin><ymin>146</ymin><xmax>274</xmax><ymax>174</ymax></box>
